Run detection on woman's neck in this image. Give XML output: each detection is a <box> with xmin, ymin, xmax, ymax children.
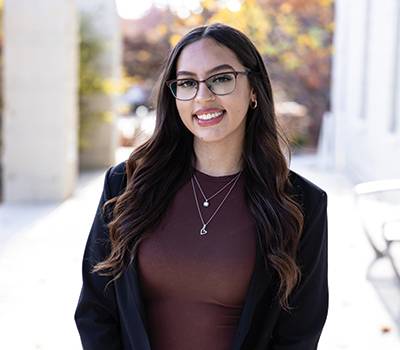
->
<box><xmin>193</xmin><ymin>138</ymin><xmax>244</xmax><ymax>176</ymax></box>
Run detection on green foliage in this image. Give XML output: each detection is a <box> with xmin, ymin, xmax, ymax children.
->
<box><xmin>79</xmin><ymin>14</ymin><xmax>110</xmax><ymax>151</ymax></box>
<box><xmin>79</xmin><ymin>17</ymin><xmax>104</xmax><ymax>96</ymax></box>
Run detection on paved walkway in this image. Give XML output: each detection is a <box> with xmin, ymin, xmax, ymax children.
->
<box><xmin>0</xmin><ymin>150</ymin><xmax>399</xmax><ymax>349</ymax></box>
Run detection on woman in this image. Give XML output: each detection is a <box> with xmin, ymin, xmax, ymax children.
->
<box><xmin>75</xmin><ymin>23</ymin><xmax>328</xmax><ymax>350</ymax></box>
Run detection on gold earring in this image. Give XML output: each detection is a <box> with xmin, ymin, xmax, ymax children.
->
<box><xmin>250</xmin><ymin>99</ymin><xmax>258</xmax><ymax>109</ymax></box>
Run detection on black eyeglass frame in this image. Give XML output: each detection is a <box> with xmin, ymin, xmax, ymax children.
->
<box><xmin>166</xmin><ymin>68</ymin><xmax>252</xmax><ymax>101</ymax></box>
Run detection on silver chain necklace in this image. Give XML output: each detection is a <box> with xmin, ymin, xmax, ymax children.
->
<box><xmin>193</xmin><ymin>173</ymin><xmax>239</xmax><ymax>207</ymax></box>
<box><xmin>191</xmin><ymin>172</ymin><xmax>241</xmax><ymax>235</ymax></box>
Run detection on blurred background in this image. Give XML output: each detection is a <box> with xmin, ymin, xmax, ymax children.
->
<box><xmin>0</xmin><ymin>0</ymin><xmax>399</xmax><ymax>349</ymax></box>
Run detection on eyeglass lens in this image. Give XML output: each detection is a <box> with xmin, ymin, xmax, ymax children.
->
<box><xmin>171</xmin><ymin>72</ymin><xmax>236</xmax><ymax>100</ymax></box>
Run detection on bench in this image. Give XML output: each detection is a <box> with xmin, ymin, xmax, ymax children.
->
<box><xmin>354</xmin><ymin>179</ymin><xmax>400</xmax><ymax>280</ymax></box>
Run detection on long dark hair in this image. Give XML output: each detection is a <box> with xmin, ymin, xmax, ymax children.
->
<box><xmin>94</xmin><ymin>23</ymin><xmax>304</xmax><ymax>309</ymax></box>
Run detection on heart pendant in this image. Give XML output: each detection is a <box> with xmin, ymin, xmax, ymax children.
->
<box><xmin>200</xmin><ymin>225</ymin><xmax>207</xmax><ymax>235</ymax></box>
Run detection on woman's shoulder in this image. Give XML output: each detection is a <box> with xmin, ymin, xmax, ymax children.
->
<box><xmin>109</xmin><ymin>160</ymin><xmax>127</xmax><ymax>178</ymax></box>
<box><xmin>105</xmin><ymin>161</ymin><xmax>127</xmax><ymax>197</ymax></box>
<box><xmin>288</xmin><ymin>170</ymin><xmax>327</xmax><ymax>215</ymax></box>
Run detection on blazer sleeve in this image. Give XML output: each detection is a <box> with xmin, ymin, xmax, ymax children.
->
<box><xmin>74</xmin><ymin>166</ymin><xmax>122</xmax><ymax>350</ymax></box>
<box><xmin>270</xmin><ymin>191</ymin><xmax>328</xmax><ymax>350</ymax></box>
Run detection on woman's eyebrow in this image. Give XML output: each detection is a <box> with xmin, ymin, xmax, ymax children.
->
<box><xmin>176</xmin><ymin>64</ymin><xmax>235</xmax><ymax>77</ymax></box>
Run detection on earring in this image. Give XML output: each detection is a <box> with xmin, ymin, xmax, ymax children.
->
<box><xmin>250</xmin><ymin>99</ymin><xmax>258</xmax><ymax>109</ymax></box>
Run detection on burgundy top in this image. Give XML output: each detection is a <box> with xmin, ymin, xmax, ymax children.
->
<box><xmin>137</xmin><ymin>169</ymin><xmax>257</xmax><ymax>350</ymax></box>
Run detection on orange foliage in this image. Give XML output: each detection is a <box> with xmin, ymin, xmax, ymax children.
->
<box><xmin>122</xmin><ymin>0</ymin><xmax>334</xmax><ymax>146</ymax></box>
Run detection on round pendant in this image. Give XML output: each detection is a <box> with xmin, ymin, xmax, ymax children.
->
<box><xmin>203</xmin><ymin>201</ymin><xmax>209</xmax><ymax>207</ymax></box>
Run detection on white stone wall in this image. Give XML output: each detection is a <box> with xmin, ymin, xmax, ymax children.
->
<box><xmin>330</xmin><ymin>0</ymin><xmax>400</xmax><ymax>182</ymax></box>
<box><xmin>3</xmin><ymin>0</ymin><xmax>78</xmax><ymax>201</ymax></box>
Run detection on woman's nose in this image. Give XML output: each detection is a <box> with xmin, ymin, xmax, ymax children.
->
<box><xmin>195</xmin><ymin>81</ymin><xmax>215</xmax><ymax>101</ymax></box>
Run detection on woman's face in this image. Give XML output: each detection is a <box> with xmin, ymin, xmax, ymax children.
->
<box><xmin>174</xmin><ymin>38</ymin><xmax>254</xmax><ymax>146</ymax></box>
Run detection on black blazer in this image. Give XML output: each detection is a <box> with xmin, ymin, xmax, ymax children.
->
<box><xmin>75</xmin><ymin>161</ymin><xmax>328</xmax><ymax>350</ymax></box>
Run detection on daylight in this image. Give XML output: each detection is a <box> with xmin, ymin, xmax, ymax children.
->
<box><xmin>115</xmin><ymin>0</ymin><xmax>242</xmax><ymax>19</ymax></box>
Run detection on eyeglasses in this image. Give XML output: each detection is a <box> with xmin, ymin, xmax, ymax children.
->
<box><xmin>166</xmin><ymin>69</ymin><xmax>251</xmax><ymax>101</ymax></box>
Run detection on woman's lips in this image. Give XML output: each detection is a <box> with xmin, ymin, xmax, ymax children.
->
<box><xmin>194</xmin><ymin>110</ymin><xmax>226</xmax><ymax>127</ymax></box>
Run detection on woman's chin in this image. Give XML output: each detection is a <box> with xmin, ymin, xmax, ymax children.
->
<box><xmin>193</xmin><ymin>130</ymin><xmax>228</xmax><ymax>145</ymax></box>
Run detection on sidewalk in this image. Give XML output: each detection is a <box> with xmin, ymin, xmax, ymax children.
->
<box><xmin>0</xmin><ymin>151</ymin><xmax>399</xmax><ymax>349</ymax></box>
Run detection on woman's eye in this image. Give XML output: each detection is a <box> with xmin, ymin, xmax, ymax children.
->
<box><xmin>177</xmin><ymin>80</ymin><xmax>196</xmax><ymax>88</ymax></box>
<box><xmin>212</xmin><ymin>74</ymin><xmax>233</xmax><ymax>84</ymax></box>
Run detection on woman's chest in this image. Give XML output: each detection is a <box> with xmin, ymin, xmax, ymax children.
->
<box><xmin>137</xmin><ymin>178</ymin><xmax>257</xmax><ymax>306</ymax></box>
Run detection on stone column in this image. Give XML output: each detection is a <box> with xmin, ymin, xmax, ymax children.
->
<box><xmin>330</xmin><ymin>0</ymin><xmax>349</xmax><ymax>172</ymax></box>
<box><xmin>77</xmin><ymin>0</ymin><xmax>121</xmax><ymax>169</ymax></box>
<box><xmin>3</xmin><ymin>0</ymin><xmax>78</xmax><ymax>202</ymax></box>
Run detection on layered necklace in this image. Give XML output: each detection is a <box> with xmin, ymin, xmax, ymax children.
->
<box><xmin>191</xmin><ymin>171</ymin><xmax>242</xmax><ymax>235</ymax></box>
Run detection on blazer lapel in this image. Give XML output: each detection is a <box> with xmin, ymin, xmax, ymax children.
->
<box><xmin>115</xmin><ymin>257</ymin><xmax>152</xmax><ymax>350</ymax></box>
<box><xmin>232</xmin><ymin>239</ymin><xmax>271</xmax><ymax>350</ymax></box>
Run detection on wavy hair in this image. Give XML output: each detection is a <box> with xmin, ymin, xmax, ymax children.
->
<box><xmin>94</xmin><ymin>23</ymin><xmax>304</xmax><ymax>309</ymax></box>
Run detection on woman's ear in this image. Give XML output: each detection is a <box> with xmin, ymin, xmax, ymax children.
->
<box><xmin>250</xmin><ymin>88</ymin><xmax>257</xmax><ymax>101</ymax></box>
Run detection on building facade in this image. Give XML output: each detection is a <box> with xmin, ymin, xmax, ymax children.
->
<box><xmin>328</xmin><ymin>0</ymin><xmax>400</xmax><ymax>182</ymax></box>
